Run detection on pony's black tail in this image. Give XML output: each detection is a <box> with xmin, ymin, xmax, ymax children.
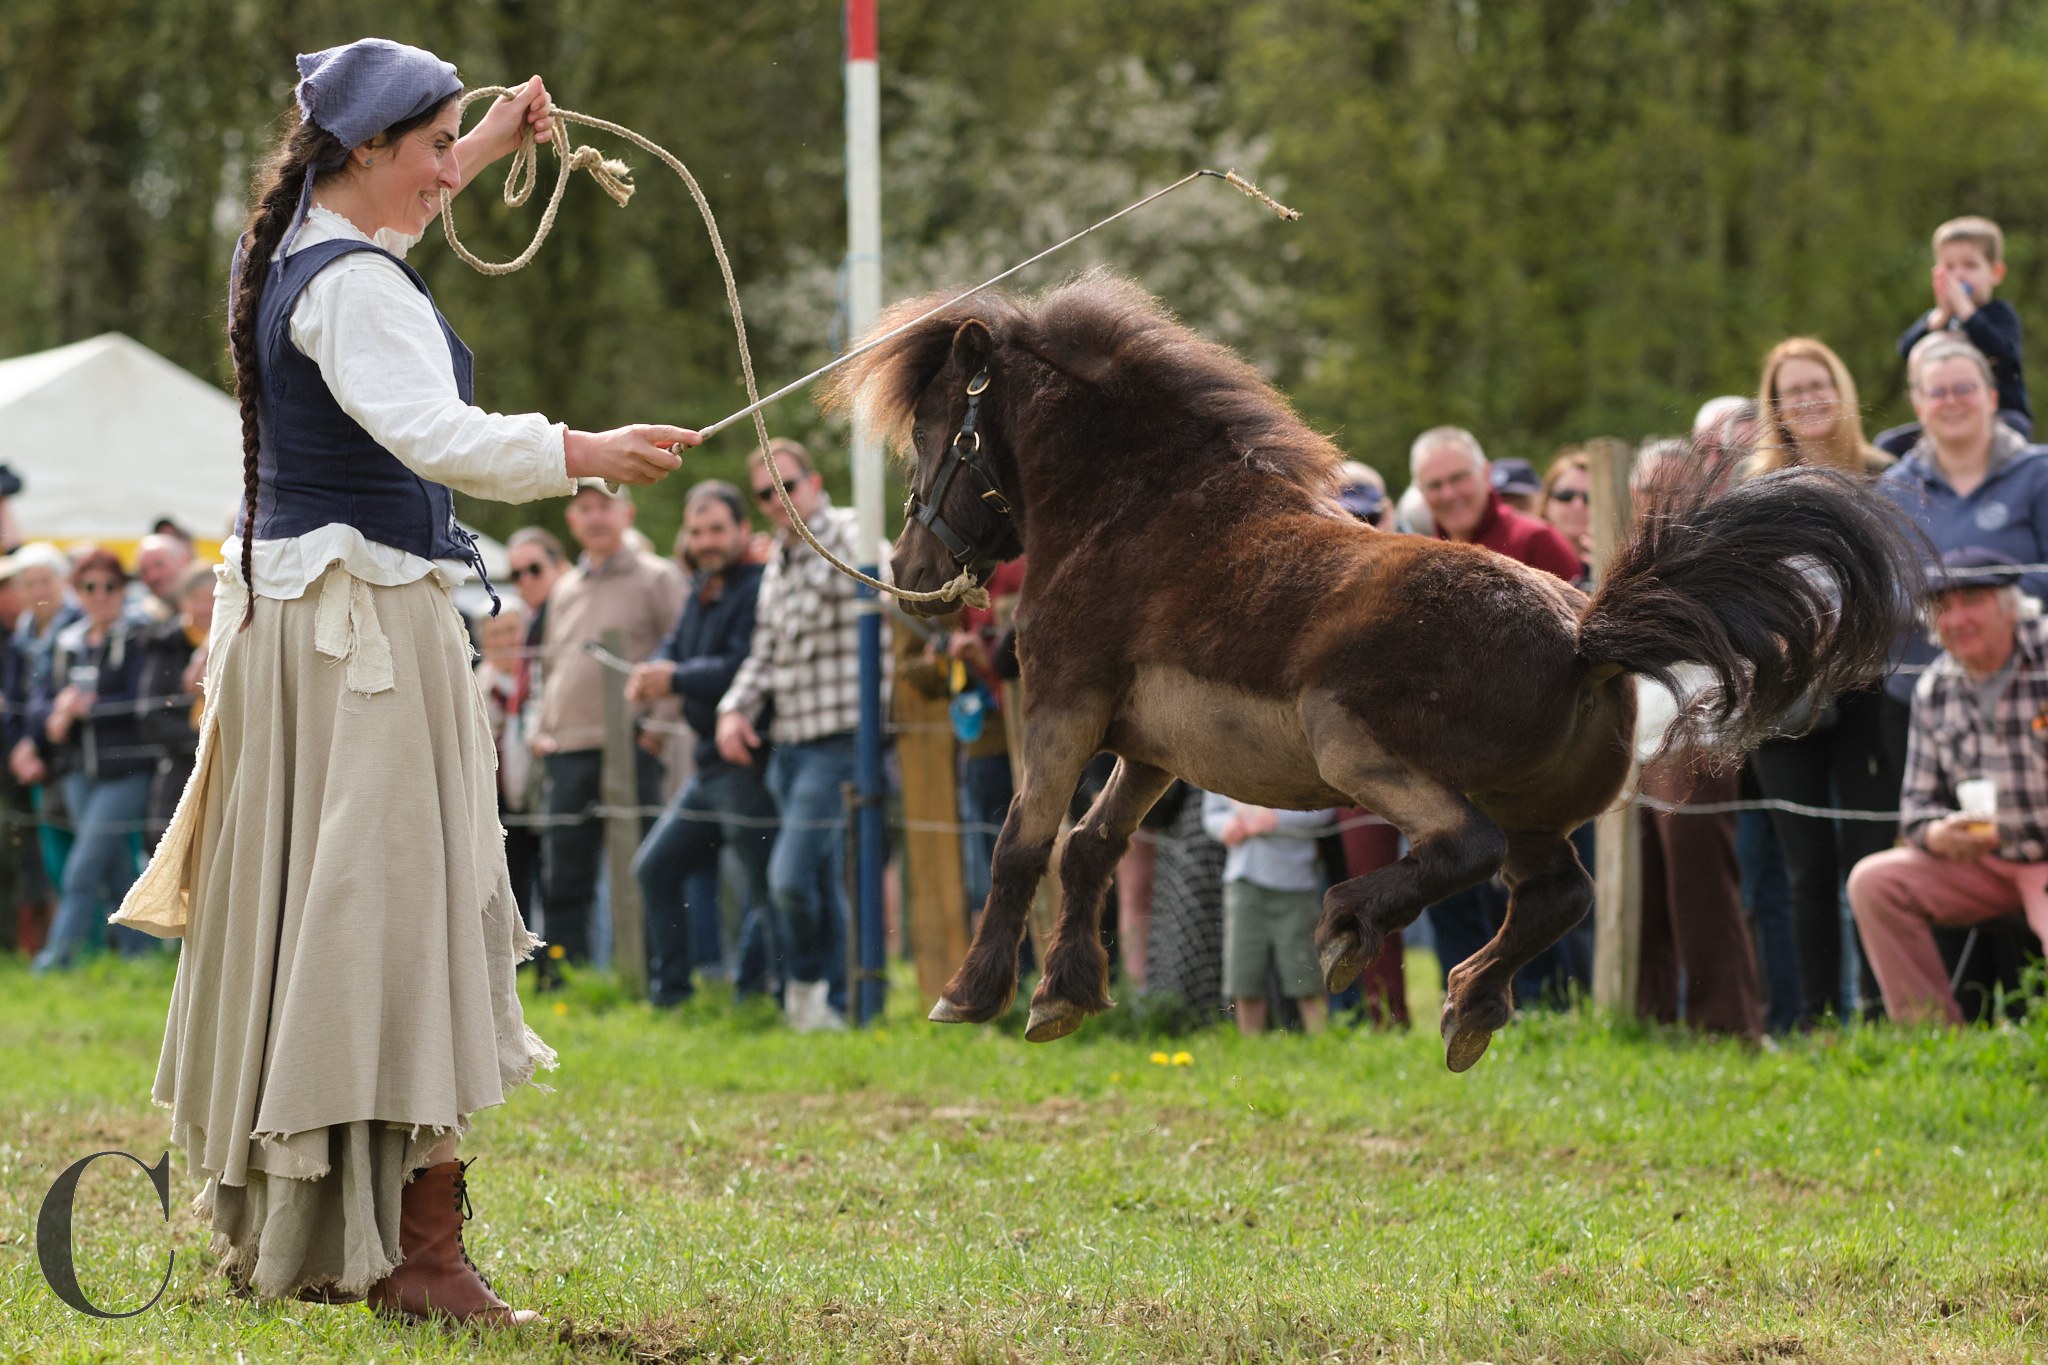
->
<box><xmin>1576</xmin><ymin>464</ymin><xmax>1927</xmax><ymax>762</ymax></box>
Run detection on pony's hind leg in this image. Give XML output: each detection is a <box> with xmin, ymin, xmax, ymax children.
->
<box><xmin>930</xmin><ymin>705</ymin><xmax>1105</xmax><ymax>1025</ymax></box>
<box><xmin>1440</xmin><ymin>829</ymin><xmax>1591</xmax><ymax>1072</ymax></box>
<box><xmin>1303</xmin><ymin>694</ymin><xmax>1507</xmax><ymax>994</ymax></box>
<box><xmin>1025</xmin><ymin>757</ymin><xmax>1176</xmax><ymax>1042</ymax></box>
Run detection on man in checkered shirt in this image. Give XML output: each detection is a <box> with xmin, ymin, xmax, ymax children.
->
<box><xmin>1848</xmin><ymin>548</ymin><xmax>2048</xmax><ymax>1023</ymax></box>
<box><xmin>715</xmin><ymin>438</ymin><xmax>870</xmax><ymax>1031</ymax></box>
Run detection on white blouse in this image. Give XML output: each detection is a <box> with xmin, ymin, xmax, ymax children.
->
<box><xmin>223</xmin><ymin>206</ymin><xmax>573</xmax><ymax>600</ymax></box>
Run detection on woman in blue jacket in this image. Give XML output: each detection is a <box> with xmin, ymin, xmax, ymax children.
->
<box><xmin>28</xmin><ymin>548</ymin><xmax>155</xmax><ymax>971</ymax></box>
<box><xmin>1879</xmin><ymin>335</ymin><xmax>2048</xmax><ymax>760</ymax></box>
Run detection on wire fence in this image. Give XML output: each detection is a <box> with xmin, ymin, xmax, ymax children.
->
<box><xmin>0</xmin><ymin>791</ymin><xmax>1967</xmax><ymax>844</ymax></box>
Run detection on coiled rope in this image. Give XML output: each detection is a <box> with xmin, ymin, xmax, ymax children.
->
<box><xmin>441</xmin><ymin>86</ymin><xmax>1300</xmax><ymax>611</ymax></box>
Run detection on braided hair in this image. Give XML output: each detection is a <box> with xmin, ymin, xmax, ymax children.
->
<box><xmin>227</xmin><ymin>97</ymin><xmax>454</xmax><ymax>629</ymax></box>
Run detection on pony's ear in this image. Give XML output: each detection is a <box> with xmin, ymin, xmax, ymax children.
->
<box><xmin>950</xmin><ymin>319</ymin><xmax>994</xmax><ymax>377</ymax></box>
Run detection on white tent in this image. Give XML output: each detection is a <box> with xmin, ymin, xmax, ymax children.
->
<box><xmin>0</xmin><ymin>333</ymin><xmax>246</xmax><ymax>544</ymax></box>
<box><xmin>0</xmin><ymin>333</ymin><xmax>508</xmax><ymax>594</ymax></box>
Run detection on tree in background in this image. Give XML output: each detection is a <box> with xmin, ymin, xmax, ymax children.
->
<box><xmin>7</xmin><ymin>0</ymin><xmax>2048</xmax><ymax>531</ymax></box>
<box><xmin>1236</xmin><ymin>0</ymin><xmax>2048</xmax><ymax>473</ymax></box>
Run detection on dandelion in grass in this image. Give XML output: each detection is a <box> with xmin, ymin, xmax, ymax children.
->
<box><xmin>549</xmin><ymin>944</ymin><xmax>566</xmax><ymax>960</ymax></box>
<box><xmin>1149</xmin><ymin>1051</ymin><xmax>1170</xmax><ymax>1065</ymax></box>
<box><xmin>553</xmin><ymin>1001</ymin><xmax>569</xmax><ymax>1016</ymax></box>
<box><xmin>1172</xmin><ymin>1051</ymin><xmax>1192</xmax><ymax>1066</ymax></box>
<box><xmin>1109</xmin><ymin>1072</ymin><xmax>1123</xmax><ymax>1083</ymax></box>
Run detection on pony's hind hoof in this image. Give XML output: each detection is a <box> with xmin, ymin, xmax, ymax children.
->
<box><xmin>1024</xmin><ymin>999</ymin><xmax>1087</xmax><ymax>1043</ymax></box>
<box><xmin>928</xmin><ymin>997</ymin><xmax>972</xmax><ymax>1024</ymax></box>
<box><xmin>1319</xmin><ymin>931</ymin><xmax>1364</xmax><ymax>994</ymax></box>
<box><xmin>1442</xmin><ymin>1023</ymin><xmax>1493</xmax><ymax>1073</ymax></box>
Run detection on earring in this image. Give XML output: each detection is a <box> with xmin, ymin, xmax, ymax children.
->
<box><xmin>364</xmin><ymin>157</ymin><xmax>373</xmax><ymax>167</ymax></box>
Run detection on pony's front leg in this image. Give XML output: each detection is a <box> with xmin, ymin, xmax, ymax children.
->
<box><xmin>929</xmin><ymin>706</ymin><xmax>1105</xmax><ymax>1025</ymax></box>
<box><xmin>1025</xmin><ymin>757</ymin><xmax>1175</xmax><ymax>1042</ymax></box>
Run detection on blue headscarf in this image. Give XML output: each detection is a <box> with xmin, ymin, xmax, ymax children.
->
<box><xmin>275</xmin><ymin>38</ymin><xmax>464</xmax><ymax>262</ymax></box>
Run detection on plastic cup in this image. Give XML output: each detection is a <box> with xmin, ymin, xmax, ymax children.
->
<box><xmin>1956</xmin><ymin>778</ymin><xmax>1998</xmax><ymax>838</ymax></box>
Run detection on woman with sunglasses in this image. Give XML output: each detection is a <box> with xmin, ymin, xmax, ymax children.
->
<box><xmin>1879</xmin><ymin>336</ymin><xmax>2048</xmax><ymax>759</ymax></box>
<box><xmin>1537</xmin><ymin>449</ymin><xmax>1594</xmax><ymax>585</ymax></box>
<box><xmin>109</xmin><ymin>39</ymin><xmax>697</xmax><ymax>1322</ymax></box>
<box><xmin>28</xmin><ymin>549</ymin><xmax>156</xmax><ymax>972</ymax></box>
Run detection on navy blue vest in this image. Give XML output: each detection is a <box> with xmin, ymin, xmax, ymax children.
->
<box><xmin>245</xmin><ymin>237</ymin><xmax>487</xmax><ymax>584</ymax></box>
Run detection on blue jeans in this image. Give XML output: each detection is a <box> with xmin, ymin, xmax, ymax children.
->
<box><xmin>33</xmin><ymin>771</ymin><xmax>153</xmax><ymax>972</ymax></box>
<box><xmin>958</xmin><ymin>754</ymin><xmax>1015</xmax><ymax>918</ymax></box>
<box><xmin>541</xmin><ymin>748</ymin><xmax>664</xmax><ymax>969</ymax></box>
<box><xmin>765</xmin><ymin>735</ymin><xmax>857</xmax><ymax>1013</ymax></box>
<box><xmin>632</xmin><ymin>762</ymin><xmax>779</xmax><ymax>1006</ymax></box>
<box><xmin>1738</xmin><ymin>809</ymin><xmax>1800</xmax><ymax>1033</ymax></box>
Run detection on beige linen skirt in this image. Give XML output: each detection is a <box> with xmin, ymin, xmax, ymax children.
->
<box><xmin>116</xmin><ymin>563</ymin><xmax>553</xmax><ymax>1298</ymax></box>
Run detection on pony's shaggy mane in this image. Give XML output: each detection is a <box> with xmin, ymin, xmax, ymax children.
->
<box><xmin>820</xmin><ymin>268</ymin><xmax>1342</xmax><ymax>492</ymax></box>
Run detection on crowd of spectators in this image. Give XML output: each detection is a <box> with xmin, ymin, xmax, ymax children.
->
<box><xmin>9</xmin><ymin>214</ymin><xmax>2044</xmax><ymax>1040</ymax></box>
<box><xmin>0</xmin><ymin>521</ymin><xmax>207</xmax><ymax>971</ymax></box>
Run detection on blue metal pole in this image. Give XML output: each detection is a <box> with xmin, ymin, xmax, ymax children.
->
<box><xmin>855</xmin><ymin>581</ymin><xmax>887</xmax><ymax>1025</ymax></box>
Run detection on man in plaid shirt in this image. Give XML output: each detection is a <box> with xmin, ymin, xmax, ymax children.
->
<box><xmin>1849</xmin><ymin>548</ymin><xmax>2048</xmax><ymax>1023</ymax></box>
<box><xmin>716</xmin><ymin>438</ymin><xmax>870</xmax><ymax>1031</ymax></box>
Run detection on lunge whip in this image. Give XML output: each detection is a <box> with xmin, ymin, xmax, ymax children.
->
<box><xmin>442</xmin><ymin>87</ymin><xmax>1300</xmax><ymax>609</ymax></box>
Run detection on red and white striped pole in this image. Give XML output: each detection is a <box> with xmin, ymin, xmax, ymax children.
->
<box><xmin>847</xmin><ymin>0</ymin><xmax>888</xmax><ymax>1026</ymax></box>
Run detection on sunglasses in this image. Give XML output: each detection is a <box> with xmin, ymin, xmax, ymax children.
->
<box><xmin>1547</xmin><ymin>488</ymin><xmax>1590</xmax><ymax>505</ymax></box>
<box><xmin>752</xmin><ymin>485</ymin><xmax>783</xmax><ymax>503</ymax></box>
<box><xmin>76</xmin><ymin>580</ymin><xmax>123</xmax><ymax>596</ymax></box>
<box><xmin>509</xmin><ymin>562</ymin><xmax>550</xmax><ymax>581</ymax></box>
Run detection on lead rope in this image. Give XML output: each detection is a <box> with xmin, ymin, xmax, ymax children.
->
<box><xmin>441</xmin><ymin>87</ymin><xmax>1300</xmax><ymax>612</ymax></box>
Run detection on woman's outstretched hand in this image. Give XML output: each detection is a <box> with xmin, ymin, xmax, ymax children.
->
<box><xmin>564</xmin><ymin>425</ymin><xmax>700</xmax><ymax>486</ymax></box>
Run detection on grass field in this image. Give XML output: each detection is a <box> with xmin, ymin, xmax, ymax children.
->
<box><xmin>2</xmin><ymin>951</ymin><xmax>2046</xmax><ymax>1364</ymax></box>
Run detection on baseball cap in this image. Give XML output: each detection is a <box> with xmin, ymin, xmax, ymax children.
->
<box><xmin>1932</xmin><ymin>546</ymin><xmax>2025</xmax><ymax>595</ymax></box>
<box><xmin>1336</xmin><ymin>482</ymin><xmax>1386</xmax><ymax>522</ymax></box>
<box><xmin>1490</xmin><ymin>458</ymin><xmax>1541</xmax><ymax>497</ymax></box>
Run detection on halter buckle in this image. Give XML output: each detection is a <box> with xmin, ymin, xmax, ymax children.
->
<box><xmin>966</xmin><ymin>369</ymin><xmax>990</xmax><ymax>396</ymax></box>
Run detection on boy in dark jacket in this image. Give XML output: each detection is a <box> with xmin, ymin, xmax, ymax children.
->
<box><xmin>1883</xmin><ymin>216</ymin><xmax>2031</xmax><ymax>454</ymax></box>
<box><xmin>626</xmin><ymin>481</ymin><xmax>778</xmax><ymax>1005</ymax></box>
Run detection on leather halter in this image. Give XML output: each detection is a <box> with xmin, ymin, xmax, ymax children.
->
<box><xmin>906</xmin><ymin>367</ymin><xmax>1014</xmax><ymax>566</ymax></box>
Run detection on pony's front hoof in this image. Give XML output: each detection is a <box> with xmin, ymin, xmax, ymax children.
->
<box><xmin>1319</xmin><ymin>931</ymin><xmax>1364</xmax><ymax>994</ymax></box>
<box><xmin>1024</xmin><ymin>998</ymin><xmax>1089</xmax><ymax>1043</ymax></box>
<box><xmin>928</xmin><ymin>997</ymin><xmax>972</xmax><ymax>1024</ymax></box>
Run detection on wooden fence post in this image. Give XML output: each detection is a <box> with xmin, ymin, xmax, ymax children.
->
<box><xmin>600</xmin><ymin>627</ymin><xmax>647</xmax><ymax>995</ymax></box>
<box><xmin>891</xmin><ymin>619</ymin><xmax>970</xmax><ymax>1004</ymax></box>
<box><xmin>1583</xmin><ymin>439</ymin><xmax>1642</xmax><ymax>1015</ymax></box>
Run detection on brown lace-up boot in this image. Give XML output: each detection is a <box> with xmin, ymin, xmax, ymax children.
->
<box><xmin>367</xmin><ymin>1159</ymin><xmax>536</xmax><ymax>1326</ymax></box>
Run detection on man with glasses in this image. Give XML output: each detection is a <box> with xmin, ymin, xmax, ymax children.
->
<box><xmin>531</xmin><ymin>482</ymin><xmax>685</xmax><ymax>985</ymax></box>
<box><xmin>716</xmin><ymin>438</ymin><xmax>869</xmax><ymax>1031</ymax></box>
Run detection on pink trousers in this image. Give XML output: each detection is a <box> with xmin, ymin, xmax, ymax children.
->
<box><xmin>1845</xmin><ymin>846</ymin><xmax>2048</xmax><ymax>1024</ymax></box>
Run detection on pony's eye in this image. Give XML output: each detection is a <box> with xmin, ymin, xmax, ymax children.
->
<box><xmin>912</xmin><ymin>427</ymin><xmax>926</xmax><ymax>450</ymax></box>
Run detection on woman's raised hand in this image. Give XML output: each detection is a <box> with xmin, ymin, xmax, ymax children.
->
<box><xmin>563</xmin><ymin>425</ymin><xmax>701</xmax><ymax>486</ymax></box>
<box><xmin>471</xmin><ymin>76</ymin><xmax>555</xmax><ymax>166</ymax></box>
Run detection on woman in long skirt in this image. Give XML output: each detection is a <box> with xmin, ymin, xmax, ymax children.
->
<box><xmin>115</xmin><ymin>37</ymin><xmax>696</xmax><ymax>1323</ymax></box>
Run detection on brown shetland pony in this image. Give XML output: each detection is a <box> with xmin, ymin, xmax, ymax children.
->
<box><xmin>824</xmin><ymin>271</ymin><xmax>1919</xmax><ymax>1070</ymax></box>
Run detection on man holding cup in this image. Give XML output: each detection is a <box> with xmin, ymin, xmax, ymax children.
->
<box><xmin>1847</xmin><ymin>548</ymin><xmax>2048</xmax><ymax>1023</ymax></box>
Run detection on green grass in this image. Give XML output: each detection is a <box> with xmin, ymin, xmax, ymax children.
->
<box><xmin>2</xmin><ymin>951</ymin><xmax>2047</xmax><ymax>1363</ymax></box>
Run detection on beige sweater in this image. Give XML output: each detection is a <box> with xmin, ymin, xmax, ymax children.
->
<box><xmin>536</xmin><ymin>546</ymin><xmax>686</xmax><ymax>753</ymax></box>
